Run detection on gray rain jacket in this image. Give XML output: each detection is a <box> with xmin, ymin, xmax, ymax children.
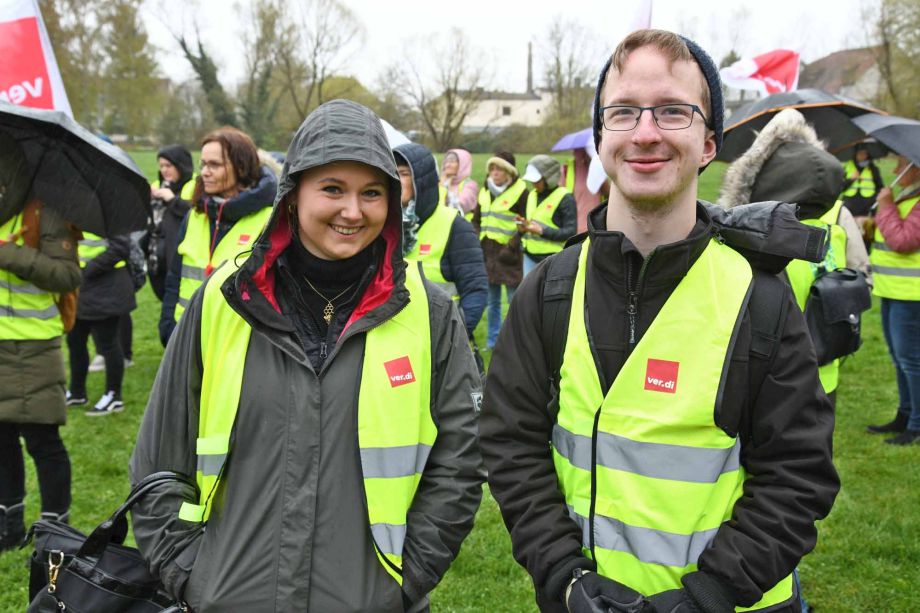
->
<box><xmin>130</xmin><ymin>100</ymin><xmax>485</xmax><ymax>612</ymax></box>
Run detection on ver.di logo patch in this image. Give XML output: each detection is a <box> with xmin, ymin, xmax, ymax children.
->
<box><xmin>644</xmin><ymin>358</ymin><xmax>679</xmax><ymax>394</ymax></box>
<box><xmin>418</xmin><ymin>244</ymin><xmax>432</xmax><ymax>256</ymax></box>
<box><xmin>384</xmin><ymin>356</ymin><xmax>415</xmax><ymax>387</ymax></box>
<box><xmin>237</xmin><ymin>233</ymin><xmax>251</xmax><ymax>246</ymax></box>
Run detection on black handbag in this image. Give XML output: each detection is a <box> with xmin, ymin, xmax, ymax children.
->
<box><xmin>804</xmin><ymin>267</ymin><xmax>872</xmax><ymax>365</ymax></box>
<box><xmin>25</xmin><ymin>471</ymin><xmax>192</xmax><ymax>613</ymax></box>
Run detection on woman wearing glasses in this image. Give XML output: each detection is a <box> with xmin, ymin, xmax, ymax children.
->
<box><xmin>130</xmin><ymin>100</ymin><xmax>484</xmax><ymax>612</ymax></box>
<box><xmin>157</xmin><ymin>127</ymin><xmax>277</xmax><ymax>346</ymax></box>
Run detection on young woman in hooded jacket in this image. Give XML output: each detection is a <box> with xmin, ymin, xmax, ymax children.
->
<box><xmin>130</xmin><ymin>100</ymin><xmax>484</xmax><ymax>613</ymax></box>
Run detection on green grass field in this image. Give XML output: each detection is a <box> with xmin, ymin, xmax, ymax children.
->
<box><xmin>1</xmin><ymin>153</ymin><xmax>917</xmax><ymax>611</ymax></box>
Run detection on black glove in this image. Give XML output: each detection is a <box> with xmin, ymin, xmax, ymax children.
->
<box><xmin>646</xmin><ymin>589</ymin><xmax>700</xmax><ymax>613</ymax></box>
<box><xmin>566</xmin><ymin>570</ymin><xmax>648</xmax><ymax>613</ymax></box>
<box><xmin>648</xmin><ymin>572</ymin><xmax>735</xmax><ymax>613</ymax></box>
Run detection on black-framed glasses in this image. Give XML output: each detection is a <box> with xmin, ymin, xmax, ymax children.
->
<box><xmin>600</xmin><ymin>103</ymin><xmax>709</xmax><ymax>131</ymax></box>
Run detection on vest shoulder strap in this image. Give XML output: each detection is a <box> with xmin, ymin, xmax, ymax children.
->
<box><xmin>541</xmin><ymin>244</ymin><xmax>790</xmax><ymax>434</ymax></box>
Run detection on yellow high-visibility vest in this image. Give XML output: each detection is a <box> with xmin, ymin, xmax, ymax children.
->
<box><xmin>406</xmin><ymin>205</ymin><xmax>459</xmax><ymax>298</ymax></box>
<box><xmin>870</xmin><ymin>196</ymin><xmax>920</xmax><ymax>301</ymax></box>
<box><xmin>522</xmin><ymin>187</ymin><xmax>568</xmax><ymax>256</ymax></box>
<box><xmin>0</xmin><ymin>212</ymin><xmax>62</xmax><ymax>340</ymax></box>
<box><xmin>478</xmin><ymin>180</ymin><xmax>526</xmax><ymax>245</ymax></box>
<box><xmin>174</xmin><ymin>207</ymin><xmax>272</xmax><ymax>321</ymax></box>
<box><xmin>178</xmin><ymin>260</ymin><xmax>436</xmax><ymax>585</ymax></box>
<box><xmin>553</xmin><ymin>237</ymin><xmax>794</xmax><ymax>610</ymax></box>
<box><xmin>151</xmin><ymin>177</ymin><xmax>197</xmax><ymax>201</ymax></box>
<box><xmin>840</xmin><ymin>161</ymin><xmax>877</xmax><ymax>198</ymax></box>
<box><xmin>78</xmin><ymin>232</ymin><xmax>126</xmax><ymax>269</ymax></box>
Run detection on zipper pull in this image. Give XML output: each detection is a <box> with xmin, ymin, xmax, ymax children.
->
<box><xmin>627</xmin><ymin>292</ymin><xmax>638</xmax><ymax>345</ymax></box>
<box><xmin>320</xmin><ymin>341</ymin><xmax>328</xmax><ymax>359</ymax></box>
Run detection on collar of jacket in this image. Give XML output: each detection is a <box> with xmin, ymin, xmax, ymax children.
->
<box><xmin>582</xmin><ymin>201</ymin><xmax>715</xmax><ymax>286</ymax></box>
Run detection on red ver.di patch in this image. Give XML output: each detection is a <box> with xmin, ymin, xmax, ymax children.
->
<box><xmin>237</xmin><ymin>234</ymin><xmax>251</xmax><ymax>246</ymax></box>
<box><xmin>384</xmin><ymin>356</ymin><xmax>415</xmax><ymax>387</ymax></box>
<box><xmin>418</xmin><ymin>244</ymin><xmax>432</xmax><ymax>256</ymax></box>
<box><xmin>644</xmin><ymin>358</ymin><xmax>679</xmax><ymax>394</ymax></box>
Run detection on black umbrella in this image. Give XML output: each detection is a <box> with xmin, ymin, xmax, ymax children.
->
<box><xmin>851</xmin><ymin>113</ymin><xmax>920</xmax><ymax>168</ymax></box>
<box><xmin>718</xmin><ymin>89</ymin><xmax>884</xmax><ymax>162</ymax></box>
<box><xmin>0</xmin><ymin>102</ymin><xmax>150</xmax><ymax>237</ymax></box>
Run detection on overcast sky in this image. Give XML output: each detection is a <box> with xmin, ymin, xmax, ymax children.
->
<box><xmin>144</xmin><ymin>0</ymin><xmax>875</xmax><ymax>93</ymax></box>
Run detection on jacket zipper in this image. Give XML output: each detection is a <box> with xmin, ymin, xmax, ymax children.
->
<box><xmin>588</xmin><ymin>408</ymin><xmax>602</xmax><ymax>560</ymax></box>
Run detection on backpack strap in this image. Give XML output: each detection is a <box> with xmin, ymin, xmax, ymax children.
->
<box><xmin>541</xmin><ymin>243</ymin><xmax>582</xmax><ymax>389</ymax></box>
<box><xmin>742</xmin><ymin>270</ymin><xmax>791</xmax><ymax>441</ymax></box>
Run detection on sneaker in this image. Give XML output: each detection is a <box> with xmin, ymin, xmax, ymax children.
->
<box><xmin>88</xmin><ymin>354</ymin><xmax>106</xmax><ymax>372</ymax></box>
<box><xmin>85</xmin><ymin>391</ymin><xmax>124</xmax><ymax>416</ymax></box>
<box><xmin>65</xmin><ymin>390</ymin><xmax>87</xmax><ymax>407</ymax></box>
<box><xmin>867</xmin><ymin>413</ymin><xmax>908</xmax><ymax>434</ymax></box>
<box><xmin>124</xmin><ymin>358</ymin><xmax>134</xmax><ymax>368</ymax></box>
<box><xmin>884</xmin><ymin>430</ymin><xmax>920</xmax><ymax>446</ymax></box>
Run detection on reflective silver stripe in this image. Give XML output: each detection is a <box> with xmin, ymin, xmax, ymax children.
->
<box><xmin>81</xmin><ymin>239</ymin><xmax>107</xmax><ymax>247</ymax></box>
<box><xmin>197</xmin><ymin>454</ymin><xmax>226</xmax><ymax>477</ymax></box>
<box><xmin>527</xmin><ymin>233</ymin><xmax>563</xmax><ymax>245</ymax></box>
<box><xmin>1</xmin><ymin>304</ymin><xmax>59</xmax><ymax>320</ymax></box>
<box><xmin>567</xmin><ymin>506</ymin><xmax>717</xmax><ymax>568</ymax></box>
<box><xmin>361</xmin><ymin>444</ymin><xmax>433</xmax><ymax>479</ymax></box>
<box><xmin>0</xmin><ymin>279</ymin><xmax>44</xmax><ymax>294</ymax></box>
<box><xmin>182</xmin><ymin>264</ymin><xmax>206</xmax><ymax>281</ymax></box>
<box><xmin>481</xmin><ymin>211</ymin><xmax>518</xmax><ymax>222</ymax></box>
<box><xmin>872</xmin><ymin>242</ymin><xmax>893</xmax><ymax>252</ymax></box>
<box><xmin>434</xmin><ymin>281</ymin><xmax>458</xmax><ymax>299</ymax></box>
<box><xmin>178</xmin><ymin>296</ymin><xmax>191</xmax><ymax>308</ymax></box>
<box><xmin>872</xmin><ymin>265</ymin><xmax>920</xmax><ymax>277</ymax></box>
<box><xmin>480</xmin><ymin>225</ymin><xmax>517</xmax><ymax>237</ymax></box>
<box><xmin>371</xmin><ymin>522</ymin><xmax>407</xmax><ymax>556</ymax></box>
<box><xmin>553</xmin><ymin>424</ymin><xmax>740</xmax><ymax>484</ymax></box>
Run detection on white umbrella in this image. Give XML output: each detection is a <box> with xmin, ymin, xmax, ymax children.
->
<box><xmin>381</xmin><ymin>118</ymin><xmax>411</xmax><ymax>148</ymax></box>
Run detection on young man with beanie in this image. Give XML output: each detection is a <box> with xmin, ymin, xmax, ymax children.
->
<box><xmin>473</xmin><ymin>151</ymin><xmax>528</xmax><ymax>349</ymax></box>
<box><xmin>519</xmin><ymin>154</ymin><xmax>577</xmax><ymax>276</ymax></box>
<box><xmin>480</xmin><ymin>29</ymin><xmax>839</xmax><ymax>613</ymax></box>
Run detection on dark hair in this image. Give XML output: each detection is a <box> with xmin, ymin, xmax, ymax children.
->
<box><xmin>192</xmin><ymin>127</ymin><xmax>262</xmax><ymax>210</ymax></box>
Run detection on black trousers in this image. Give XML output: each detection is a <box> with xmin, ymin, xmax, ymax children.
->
<box><xmin>0</xmin><ymin>422</ymin><xmax>71</xmax><ymax>513</ymax></box>
<box><xmin>68</xmin><ymin>316</ymin><xmax>124</xmax><ymax>397</ymax></box>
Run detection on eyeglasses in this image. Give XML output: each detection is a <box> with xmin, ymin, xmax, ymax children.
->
<box><xmin>600</xmin><ymin>104</ymin><xmax>709</xmax><ymax>131</ymax></box>
<box><xmin>199</xmin><ymin>160</ymin><xmax>226</xmax><ymax>173</ymax></box>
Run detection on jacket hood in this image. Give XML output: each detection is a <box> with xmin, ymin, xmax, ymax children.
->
<box><xmin>0</xmin><ymin>129</ymin><xmax>31</xmax><ymax>225</ymax></box>
<box><xmin>718</xmin><ymin>109</ymin><xmax>845</xmax><ymax>218</ymax></box>
<box><xmin>394</xmin><ymin>143</ymin><xmax>440</xmax><ymax>224</ymax></box>
<box><xmin>156</xmin><ymin>144</ymin><xmax>194</xmax><ymax>190</ymax></box>
<box><xmin>443</xmin><ymin>148</ymin><xmax>472</xmax><ymax>184</ymax></box>
<box><xmin>237</xmin><ymin>100</ymin><xmax>405</xmax><ymax>323</ymax></box>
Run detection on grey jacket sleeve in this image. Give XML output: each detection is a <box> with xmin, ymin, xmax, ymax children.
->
<box><xmin>541</xmin><ymin>193</ymin><xmax>578</xmax><ymax>242</ymax></box>
<box><xmin>837</xmin><ymin>206</ymin><xmax>871</xmax><ymax>285</ymax></box>
<box><xmin>697</xmin><ymin>295</ymin><xmax>840</xmax><ymax>606</ymax></box>
<box><xmin>129</xmin><ymin>287</ymin><xmax>207</xmax><ymax>602</ymax></box>
<box><xmin>400</xmin><ymin>283</ymin><xmax>485</xmax><ymax>605</ymax></box>
<box><xmin>0</xmin><ymin>206</ymin><xmax>80</xmax><ymax>293</ymax></box>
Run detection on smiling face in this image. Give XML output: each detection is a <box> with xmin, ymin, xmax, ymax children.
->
<box><xmin>442</xmin><ymin>153</ymin><xmax>459</xmax><ymax>177</ymax></box>
<box><xmin>598</xmin><ymin>45</ymin><xmax>716</xmax><ymax>212</ymax></box>
<box><xmin>294</xmin><ymin>160</ymin><xmax>390</xmax><ymax>260</ymax></box>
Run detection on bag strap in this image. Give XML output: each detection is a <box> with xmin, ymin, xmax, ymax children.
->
<box><xmin>77</xmin><ymin>471</ymin><xmax>194</xmax><ymax>557</ymax></box>
<box><xmin>541</xmin><ymin>243</ymin><xmax>582</xmax><ymax>388</ymax></box>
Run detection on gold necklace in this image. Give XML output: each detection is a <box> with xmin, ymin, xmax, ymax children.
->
<box><xmin>303</xmin><ymin>277</ymin><xmax>356</xmax><ymax>324</ymax></box>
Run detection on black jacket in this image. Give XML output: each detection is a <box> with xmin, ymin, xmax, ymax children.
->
<box><xmin>480</xmin><ymin>203</ymin><xmax>839</xmax><ymax>611</ymax></box>
<box><xmin>76</xmin><ymin>233</ymin><xmax>136</xmax><ymax>320</ymax></box>
<box><xmin>394</xmin><ymin>143</ymin><xmax>488</xmax><ymax>336</ymax></box>
<box><xmin>524</xmin><ymin>188</ymin><xmax>577</xmax><ymax>263</ymax></box>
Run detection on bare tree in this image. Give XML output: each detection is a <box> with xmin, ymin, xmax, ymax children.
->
<box><xmin>391</xmin><ymin>29</ymin><xmax>490</xmax><ymax>151</ymax></box>
<box><xmin>540</xmin><ymin>18</ymin><xmax>599</xmax><ymax>122</ymax></box>
<box><xmin>275</xmin><ymin>0</ymin><xmax>366</xmax><ymax>118</ymax></box>
<box><xmin>238</xmin><ymin>0</ymin><xmax>289</xmax><ymax>145</ymax></box>
<box><xmin>868</xmin><ymin>0</ymin><xmax>920</xmax><ymax>116</ymax></box>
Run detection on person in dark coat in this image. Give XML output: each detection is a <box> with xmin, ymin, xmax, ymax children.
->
<box><xmin>130</xmin><ymin>100</ymin><xmax>484</xmax><ymax>613</ymax></box>
<box><xmin>472</xmin><ymin>151</ymin><xmax>528</xmax><ymax>348</ymax></box>
<box><xmin>518</xmin><ymin>154</ymin><xmax>578</xmax><ymax>276</ymax></box>
<box><xmin>146</xmin><ymin>145</ymin><xmax>195</xmax><ymax>301</ymax></box>
<box><xmin>66</xmin><ymin>232</ymin><xmax>136</xmax><ymax>415</ymax></box>
<box><xmin>394</xmin><ymin>142</ymin><xmax>487</xmax><ymax>337</ymax></box>
<box><xmin>0</xmin><ymin>135</ymin><xmax>81</xmax><ymax>549</ymax></box>
<box><xmin>479</xmin><ymin>29</ymin><xmax>838</xmax><ymax>613</ymax></box>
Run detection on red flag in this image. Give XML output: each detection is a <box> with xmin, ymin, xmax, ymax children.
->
<box><xmin>0</xmin><ymin>0</ymin><xmax>72</xmax><ymax>115</ymax></box>
<box><xmin>720</xmin><ymin>49</ymin><xmax>801</xmax><ymax>95</ymax></box>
